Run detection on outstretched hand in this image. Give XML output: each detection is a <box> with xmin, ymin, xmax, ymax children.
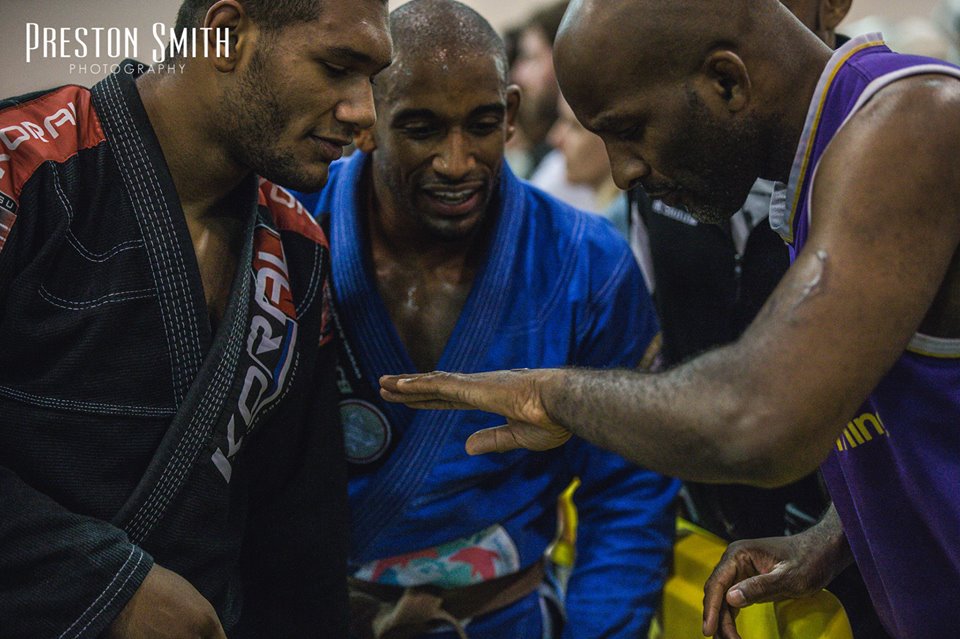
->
<box><xmin>379</xmin><ymin>369</ymin><xmax>573</xmax><ymax>453</ymax></box>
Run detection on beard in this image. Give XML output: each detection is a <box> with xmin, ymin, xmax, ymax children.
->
<box><xmin>664</xmin><ymin>87</ymin><xmax>769</xmax><ymax>225</ymax></box>
<box><xmin>220</xmin><ymin>46</ymin><xmax>326</xmax><ymax>193</ymax></box>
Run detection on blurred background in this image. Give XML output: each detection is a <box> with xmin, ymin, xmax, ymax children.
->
<box><xmin>1</xmin><ymin>0</ymin><xmax>958</xmax><ymax>95</ymax></box>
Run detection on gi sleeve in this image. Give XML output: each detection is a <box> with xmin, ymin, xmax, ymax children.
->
<box><xmin>562</xmin><ymin>240</ymin><xmax>679</xmax><ymax>638</ymax></box>
<box><xmin>0</xmin><ymin>466</ymin><xmax>154</xmax><ymax>639</ymax></box>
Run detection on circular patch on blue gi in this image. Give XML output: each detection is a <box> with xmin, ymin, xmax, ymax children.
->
<box><xmin>340</xmin><ymin>399</ymin><xmax>392</xmax><ymax>464</ymax></box>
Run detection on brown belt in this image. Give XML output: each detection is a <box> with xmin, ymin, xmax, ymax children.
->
<box><xmin>348</xmin><ymin>559</ymin><xmax>546</xmax><ymax>639</ymax></box>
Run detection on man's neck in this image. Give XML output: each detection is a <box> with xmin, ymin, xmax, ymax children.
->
<box><xmin>763</xmin><ymin>40</ymin><xmax>834</xmax><ymax>185</ymax></box>
<box><xmin>136</xmin><ymin>68</ymin><xmax>250</xmax><ymax>221</ymax></box>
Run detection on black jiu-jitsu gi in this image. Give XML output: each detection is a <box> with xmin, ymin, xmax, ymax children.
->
<box><xmin>0</xmin><ymin>61</ymin><xmax>347</xmax><ymax>638</ymax></box>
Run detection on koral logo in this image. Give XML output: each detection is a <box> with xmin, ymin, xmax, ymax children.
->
<box><xmin>211</xmin><ymin>226</ymin><xmax>299</xmax><ymax>483</ymax></box>
<box><xmin>0</xmin><ymin>102</ymin><xmax>78</xmax><ymax>152</ymax></box>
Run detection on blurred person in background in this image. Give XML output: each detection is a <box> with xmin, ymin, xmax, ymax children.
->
<box><xmin>547</xmin><ymin>95</ymin><xmax>630</xmax><ymax>239</ymax></box>
<box><xmin>505</xmin><ymin>1</ymin><xmax>568</xmax><ymax>178</ymax></box>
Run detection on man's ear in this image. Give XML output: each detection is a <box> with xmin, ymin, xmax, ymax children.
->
<box><xmin>355</xmin><ymin>127</ymin><xmax>378</xmax><ymax>153</ymax></box>
<box><xmin>699</xmin><ymin>50</ymin><xmax>751</xmax><ymax>112</ymax></box>
<box><xmin>205</xmin><ymin>0</ymin><xmax>253</xmax><ymax>73</ymax></box>
<box><xmin>505</xmin><ymin>84</ymin><xmax>521</xmax><ymax>143</ymax></box>
<box><xmin>820</xmin><ymin>0</ymin><xmax>853</xmax><ymax>32</ymax></box>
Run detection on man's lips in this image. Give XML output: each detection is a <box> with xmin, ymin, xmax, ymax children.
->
<box><xmin>309</xmin><ymin>135</ymin><xmax>349</xmax><ymax>162</ymax></box>
<box><xmin>420</xmin><ymin>182</ymin><xmax>485</xmax><ymax>216</ymax></box>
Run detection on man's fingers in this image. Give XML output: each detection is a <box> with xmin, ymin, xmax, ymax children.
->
<box><xmin>703</xmin><ymin>551</ymin><xmax>744</xmax><ymax>635</ymax></box>
<box><xmin>715</xmin><ymin>606</ymin><xmax>742</xmax><ymax>639</ymax></box>
<box><xmin>379</xmin><ymin>372</ymin><xmax>459</xmax><ymax>396</ymax></box>
<box><xmin>465</xmin><ymin>425</ymin><xmax>522</xmax><ymax>455</ymax></box>
<box><xmin>379</xmin><ymin>388</ymin><xmax>474</xmax><ymax>409</ymax></box>
<box><xmin>725</xmin><ymin>570</ymin><xmax>788</xmax><ymax>607</ymax></box>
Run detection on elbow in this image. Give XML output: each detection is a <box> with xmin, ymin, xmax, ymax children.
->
<box><xmin>713</xmin><ymin>401</ymin><xmax>831</xmax><ymax>488</ymax></box>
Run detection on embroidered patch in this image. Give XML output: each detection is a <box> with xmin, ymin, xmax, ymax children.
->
<box><xmin>354</xmin><ymin>524</ymin><xmax>521</xmax><ymax>588</ymax></box>
<box><xmin>341</xmin><ymin>399</ymin><xmax>392</xmax><ymax>464</ymax></box>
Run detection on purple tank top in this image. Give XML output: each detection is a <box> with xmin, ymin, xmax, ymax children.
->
<box><xmin>770</xmin><ymin>34</ymin><xmax>960</xmax><ymax>637</ymax></box>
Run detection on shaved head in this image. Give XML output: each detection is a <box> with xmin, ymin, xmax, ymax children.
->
<box><xmin>553</xmin><ymin>0</ymin><xmax>832</xmax><ymax>222</ymax></box>
<box><xmin>359</xmin><ymin>0</ymin><xmax>520</xmax><ymax>243</ymax></box>
<box><xmin>379</xmin><ymin>0</ymin><xmax>508</xmax><ymax>103</ymax></box>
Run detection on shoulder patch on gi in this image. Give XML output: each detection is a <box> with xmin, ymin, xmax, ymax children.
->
<box><xmin>257</xmin><ymin>179</ymin><xmax>330</xmax><ymax>248</ymax></box>
<box><xmin>0</xmin><ymin>85</ymin><xmax>106</xmax><ymax>252</ymax></box>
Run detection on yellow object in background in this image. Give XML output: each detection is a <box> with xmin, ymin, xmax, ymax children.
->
<box><xmin>649</xmin><ymin>519</ymin><xmax>853</xmax><ymax>639</ymax></box>
<box><xmin>547</xmin><ymin>478</ymin><xmax>580</xmax><ymax>569</ymax></box>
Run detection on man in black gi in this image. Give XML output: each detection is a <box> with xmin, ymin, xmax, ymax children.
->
<box><xmin>0</xmin><ymin>1</ymin><xmax>390</xmax><ymax>637</ymax></box>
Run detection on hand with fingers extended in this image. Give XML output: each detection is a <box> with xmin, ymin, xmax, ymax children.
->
<box><xmin>701</xmin><ymin>505</ymin><xmax>851</xmax><ymax>638</ymax></box>
<box><xmin>379</xmin><ymin>369</ymin><xmax>573</xmax><ymax>453</ymax></box>
<box><xmin>105</xmin><ymin>564</ymin><xmax>227</xmax><ymax>639</ymax></box>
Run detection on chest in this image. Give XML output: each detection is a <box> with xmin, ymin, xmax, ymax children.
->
<box><xmin>375</xmin><ymin>263</ymin><xmax>473</xmax><ymax>372</ymax></box>
<box><xmin>184</xmin><ymin>214</ymin><xmax>242</xmax><ymax>326</ymax></box>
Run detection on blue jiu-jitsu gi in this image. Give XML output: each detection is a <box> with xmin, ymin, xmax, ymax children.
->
<box><xmin>299</xmin><ymin>151</ymin><xmax>679</xmax><ymax>638</ymax></box>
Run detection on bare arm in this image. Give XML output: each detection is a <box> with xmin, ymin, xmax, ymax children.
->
<box><xmin>382</xmin><ymin>76</ymin><xmax>960</xmax><ymax>486</ymax></box>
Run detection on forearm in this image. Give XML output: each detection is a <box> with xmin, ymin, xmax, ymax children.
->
<box><xmin>540</xmin><ymin>343</ymin><xmax>833</xmax><ymax>486</ymax></box>
<box><xmin>795</xmin><ymin>503</ymin><xmax>853</xmax><ymax>578</ymax></box>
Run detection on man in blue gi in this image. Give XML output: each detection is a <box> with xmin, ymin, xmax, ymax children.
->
<box><xmin>295</xmin><ymin>1</ymin><xmax>679</xmax><ymax>637</ymax></box>
<box><xmin>0</xmin><ymin>1</ymin><xmax>391</xmax><ymax>637</ymax></box>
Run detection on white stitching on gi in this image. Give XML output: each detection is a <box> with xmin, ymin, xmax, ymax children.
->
<box><xmin>0</xmin><ymin>384</ymin><xmax>173</xmax><ymax>417</ymax></box>
<box><xmin>38</xmin><ymin>285</ymin><xmax>154</xmax><ymax>310</ymax></box>
<box><xmin>50</xmin><ymin>166</ymin><xmax>145</xmax><ymax>263</ymax></box>
<box><xmin>57</xmin><ymin>546</ymin><xmax>139</xmax><ymax>639</ymax></box>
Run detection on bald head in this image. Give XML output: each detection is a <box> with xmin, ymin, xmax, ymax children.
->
<box><xmin>558</xmin><ymin>0</ymin><xmax>777</xmax><ymax>102</ymax></box>
<box><xmin>379</xmin><ymin>0</ymin><xmax>508</xmax><ymax>101</ymax></box>
<box><xmin>548</xmin><ymin>0</ymin><xmax>836</xmax><ymax>222</ymax></box>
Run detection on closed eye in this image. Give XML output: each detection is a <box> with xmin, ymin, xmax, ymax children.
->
<box><xmin>321</xmin><ymin>61</ymin><xmax>349</xmax><ymax>78</ymax></box>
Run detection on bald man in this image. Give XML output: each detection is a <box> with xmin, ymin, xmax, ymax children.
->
<box><xmin>294</xmin><ymin>1</ymin><xmax>677</xmax><ymax>637</ymax></box>
<box><xmin>379</xmin><ymin>1</ymin><xmax>960</xmax><ymax>638</ymax></box>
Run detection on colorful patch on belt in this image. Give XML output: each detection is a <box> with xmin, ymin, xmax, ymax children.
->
<box><xmin>353</xmin><ymin>524</ymin><xmax>521</xmax><ymax>588</ymax></box>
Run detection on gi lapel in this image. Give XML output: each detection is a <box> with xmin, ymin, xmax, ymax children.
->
<box><xmin>111</xmin><ymin>193</ymin><xmax>257</xmax><ymax>543</ymax></box>
<box><xmin>92</xmin><ymin>64</ymin><xmax>294</xmax><ymax>544</ymax></box>
<box><xmin>331</xmin><ymin>155</ymin><xmax>526</xmax><ymax>558</ymax></box>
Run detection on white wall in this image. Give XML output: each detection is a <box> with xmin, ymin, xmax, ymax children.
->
<box><xmin>0</xmin><ymin>0</ymin><xmax>946</xmax><ymax>96</ymax></box>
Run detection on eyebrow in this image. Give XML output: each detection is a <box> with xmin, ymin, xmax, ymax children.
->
<box><xmin>470</xmin><ymin>103</ymin><xmax>507</xmax><ymax>117</ymax></box>
<box><xmin>391</xmin><ymin>108</ymin><xmax>437</xmax><ymax>123</ymax></box>
<box><xmin>391</xmin><ymin>103</ymin><xmax>505</xmax><ymax>125</ymax></box>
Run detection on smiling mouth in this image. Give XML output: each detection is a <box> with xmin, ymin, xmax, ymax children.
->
<box><xmin>422</xmin><ymin>184</ymin><xmax>485</xmax><ymax>216</ymax></box>
<box><xmin>429</xmin><ymin>188</ymin><xmax>479</xmax><ymax>205</ymax></box>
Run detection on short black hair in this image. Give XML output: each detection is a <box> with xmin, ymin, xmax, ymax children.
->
<box><xmin>388</xmin><ymin>0</ymin><xmax>508</xmax><ymax>83</ymax></box>
<box><xmin>174</xmin><ymin>0</ymin><xmax>323</xmax><ymax>32</ymax></box>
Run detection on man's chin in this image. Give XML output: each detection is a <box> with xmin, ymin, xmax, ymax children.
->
<box><xmin>684</xmin><ymin>200</ymin><xmax>741</xmax><ymax>225</ymax></box>
<box><xmin>263</xmin><ymin>164</ymin><xmax>330</xmax><ymax>194</ymax></box>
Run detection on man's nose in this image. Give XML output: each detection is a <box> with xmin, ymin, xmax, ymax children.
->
<box><xmin>433</xmin><ymin>130</ymin><xmax>477</xmax><ymax>179</ymax></box>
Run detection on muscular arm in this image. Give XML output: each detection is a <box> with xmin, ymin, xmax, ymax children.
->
<box><xmin>383</xmin><ymin>77</ymin><xmax>960</xmax><ymax>487</ymax></box>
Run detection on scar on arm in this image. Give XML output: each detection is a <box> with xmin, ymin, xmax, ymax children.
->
<box><xmin>792</xmin><ymin>249</ymin><xmax>829</xmax><ymax>312</ymax></box>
